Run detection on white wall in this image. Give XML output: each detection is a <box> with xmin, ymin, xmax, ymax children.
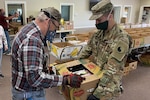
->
<box><xmin>111</xmin><ymin>0</ymin><xmax>141</xmax><ymax>24</ymax></box>
<box><xmin>0</xmin><ymin>0</ymin><xmax>147</xmax><ymax>28</ymax></box>
<box><xmin>138</xmin><ymin>0</ymin><xmax>150</xmax><ymax>23</ymax></box>
<box><xmin>140</xmin><ymin>0</ymin><xmax>150</xmax><ymax>5</ymax></box>
<box><xmin>26</xmin><ymin>0</ymin><xmax>94</xmax><ymax>28</ymax></box>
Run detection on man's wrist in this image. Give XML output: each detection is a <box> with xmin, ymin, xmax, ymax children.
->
<box><xmin>62</xmin><ymin>75</ymin><xmax>69</xmax><ymax>85</ymax></box>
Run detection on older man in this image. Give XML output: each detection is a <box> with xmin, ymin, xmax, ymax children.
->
<box><xmin>11</xmin><ymin>7</ymin><xmax>85</xmax><ymax>100</ymax></box>
<box><xmin>79</xmin><ymin>0</ymin><xmax>132</xmax><ymax>100</ymax></box>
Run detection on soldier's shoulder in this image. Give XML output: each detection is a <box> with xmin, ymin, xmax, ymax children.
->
<box><xmin>113</xmin><ymin>27</ymin><xmax>130</xmax><ymax>43</ymax></box>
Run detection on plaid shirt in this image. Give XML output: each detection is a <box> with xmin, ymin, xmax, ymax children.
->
<box><xmin>11</xmin><ymin>22</ymin><xmax>63</xmax><ymax>91</ymax></box>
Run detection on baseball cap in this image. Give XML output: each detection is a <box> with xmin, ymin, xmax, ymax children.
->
<box><xmin>89</xmin><ymin>0</ymin><xmax>113</xmax><ymax>20</ymax></box>
<box><xmin>41</xmin><ymin>7</ymin><xmax>61</xmax><ymax>22</ymax></box>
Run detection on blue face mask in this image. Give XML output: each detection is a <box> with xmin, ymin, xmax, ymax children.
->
<box><xmin>95</xmin><ymin>20</ymin><xmax>108</xmax><ymax>30</ymax></box>
<box><xmin>45</xmin><ymin>20</ymin><xmax>56</xmax><ymax>43</ymax></box>
<box><xmin>46</xmin><ymin>30</ymin><xmax>56</xmax><ymax>43</ymax></box>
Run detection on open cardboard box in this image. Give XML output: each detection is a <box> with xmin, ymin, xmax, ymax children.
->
<box><xmin>125</xmin><ymin>60</ymin><xmax>138</xmax><ymax>71</ymax></box>
<box><xmin>51</xmin><ymin>42</ymin><xmax>83</xmax><ymax>60</ymax></box>
<box><xmin>55</xmin><ymin>60</ymin><xmax>103</xmax><ymax>100</ymax></box>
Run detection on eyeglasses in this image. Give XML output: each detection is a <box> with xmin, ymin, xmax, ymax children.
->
<box><xmin>52</xmin><ymin>20</ymin><xmax>59</xmax><ymax>30</ymax></box>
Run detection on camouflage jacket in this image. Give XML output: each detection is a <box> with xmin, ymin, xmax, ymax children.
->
<box><xmin>79</xmin><ymin>24</ymin><xmax>132</xmax><ymax>100</ymax></box>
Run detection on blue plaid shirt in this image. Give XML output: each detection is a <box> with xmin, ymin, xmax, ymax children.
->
<box><xmin>11</xmin><ymin>21</ymin><xmax>63</xmax><ymax>91</ymax></box>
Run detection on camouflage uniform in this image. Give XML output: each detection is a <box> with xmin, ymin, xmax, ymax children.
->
<box><xmin>79</xmin><ymin>25</ymin><xmax>131</xmax><ymax>100</ymax></box>
<box><xmin>79</xmin><ymin>0</ymin><xmax>132</xmax><ymax>99</ymax></box>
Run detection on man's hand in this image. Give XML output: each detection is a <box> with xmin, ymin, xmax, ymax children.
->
<box><xmin>14</xmin><ymin>12</ymin><xmax>19</xmax><ymax>17</ymax></box>
<box><xmin>87</xmin><ymin>94</ymin><xmax>99</xmax><ymax>100</ymax></box>
<box><xmin>63</xmin><ymin>74</ymin><xmax>85</xmax><ymax>88</ymax></box>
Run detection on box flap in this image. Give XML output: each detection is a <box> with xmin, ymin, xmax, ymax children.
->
<box><xmin>52</xmin><ymin>42</ymin><xmax>74</xmax><ymax>48</ymax></box>
<box><xmin>82</xmin><ymin>75</ymin><xmax>99</xmax><ymax>84</ymax></box>
<box><xmin>55</xmin><ymin>60</ymin><xmax>81</xmax><ymax>75</ymax></box>
<box><xmin>84</xmin><ymin>62</ymin><xmax>103</xmax><ymax>78</ymax></box>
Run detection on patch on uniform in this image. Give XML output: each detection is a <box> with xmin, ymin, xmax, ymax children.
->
<box><xmin>111</xmin><ymin>40</ymin><xmax>128</xmax><ymax>61</ymax></box>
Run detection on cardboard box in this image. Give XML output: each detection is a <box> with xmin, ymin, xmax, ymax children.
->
<box><xmin>55</xmin><ymin>60</ymin><xmax>103</xmax><ymax>100</ymax></box>
<box><xmin>123</xmin><ymin>60</ymin><xmax>138</xmax><ymax>76</ymax></box>
<box><xmin>51</xmin><ymin>42</ymin><xmax>83</xmax><ymax>60</ymax></box>
<box><xmin>120</xmin><ymin>17</ymin><xmax>126</xmax><ymax>23</ymax></box>
<box><xmin>125</xmin><ymin>60</ymin><xmax>138</xmax><ymax>71</ymax></box>
<box><xmin>132</xmin><ymin>37</ymin><xmax>144</xmax><ymax>48</ymax></box>
<box><xmin>68</xmin><ymin>40</ymin><xmax>87</xmax><ymax>48</ymax></box>
<box><xmin>67</xmin><ymin>32</ymin><xmax>93</xmax><ymax>42</ymax></box>
<box><xmin>143</xmin><ymin>36</ymin><xmax>150</xmax><ymax>45</ymax></box>
<box><xmin>122</xmin><ymin>67</ymin><xmax>130</xmax><ymax>76</ymax></box>
<box><xmin>64</xmin><ymin>21</ymin><xmax>74</xmax><ymax>30</ymax></box>
<box><xmin>139</xmin><ymin>53</ymin><xmax>150</xmax><ymax>65</ymax></box>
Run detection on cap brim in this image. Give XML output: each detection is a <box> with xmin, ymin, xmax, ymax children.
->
<box><xmin>89</xmin><ymin>14</ymin><xmax>103</xmax><ymax>20</ymax></box>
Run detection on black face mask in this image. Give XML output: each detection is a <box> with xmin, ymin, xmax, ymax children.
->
<box><xmin>95</xmin><ymin>20</ymin><xmax>108</xmax><ymax>30</ymax></box>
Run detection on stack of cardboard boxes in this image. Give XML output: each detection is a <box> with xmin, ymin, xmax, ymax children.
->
<box><xmin>66</xmin><ymin>29</ymin><xmax>97</xmax><ymax>42</ymax></box>
<box><xmin>60</xmin><ymin>21</ymin><xmax>74</xmax><ymax>30</ymax></box>
<box><xmin>125</xmin><ymin>27</ymin><xmax>150</xmax><ymax>48</ymax></box>
<box><xmin>64</xmin><ymin>21</ymin><xmax>74</xmax><ymax>30</ymax></box>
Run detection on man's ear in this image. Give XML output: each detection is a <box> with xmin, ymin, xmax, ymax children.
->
<box><xmin>108</xmin><ymin>14</ymin><xmax>113</xmax><ymax>20</ymax></box>
<box><xmin>45</xmin><ymin>18</ymin><xmax>51</xmax><ymax>24</ymax></box>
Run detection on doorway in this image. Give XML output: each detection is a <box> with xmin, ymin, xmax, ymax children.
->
<box><xmin>114</xmin><ymin>5</ymin><xmax>122</xmax><ymax>24</ymax></box>
<box><xmin>8</xmin><ymin>4</ymin><xmax>23</xmax><ymax>25</ymax></box>
<box><xmin>123</xmin><ymin>5</ymin><xmax>132</xmax><ymax>23</ymax></box>
<box><xmin>139</xmin><ymin>6</ymin><xmax>150</xmax><ymax>24</ymax></box>
<box><xmin>60</xmin><ymin>3</ymin><xmax>74</xmax><ymax>21</ymax></box>
<box><xmin>5</xmin><ymin>1</ymin><xmax>27</xmax><ymax>25</ymax></box>
<box><xmin>59</xmin><ymin>3</ymin><xmax>74</xmax><ymax>39</ymax></box>
<box><xmin>61</xmin><ymin>6</ymin><xmax>70</xmax><ymax>21</ymax></box>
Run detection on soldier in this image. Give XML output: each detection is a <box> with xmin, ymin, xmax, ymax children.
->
<box><xmin>79</xmin><ymin>0</ymin><xmax>132</xmax><ymax>100</ymax></box>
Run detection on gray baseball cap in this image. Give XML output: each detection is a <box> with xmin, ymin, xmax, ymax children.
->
<box><xmin>89</xmin><ymin>0</ymin><xmax>113</xmax><ymax>20</ymax></box>
<box><xmin>41</xmin><ymin>7</ymin><xmax>61</xmax><ymax>22</ymax></box>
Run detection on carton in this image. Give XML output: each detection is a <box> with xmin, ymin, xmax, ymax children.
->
<box><xmin>51</xmin><ymin>42</ymin><xmax>83</xmax><ymax>60</ymax></box>
<box><xmin>129</xmin><ymin>61</ymin><xmax>138</xmax><ymax>70</ymax></box>
<box><xmin>66</xmin><ymin>32</ymin><xmax>94</xmax><ymax>42</ymax></box>
<box><xmin>123</xmin><ymin>60</ymin><xmax>138</xmax><ymax>76</ymax></box>
<box><xmin>143</xmin><ymin>35</ymin><xmax>150</xmax><ymax>45</ymax></box>
<box><xmin>139</xmin><ymin>52</ymin><xmax>150</xmax><ymax>65</ymax></box>
<box><xmin>122</xmin><ymin>67</ymin><xmax>130</xmax><ymax>76</ymax></box>
<box><xmin>132</xmin><ymin>37</ymin><xmax>144</xmax><ymax>48</ymax></box>
<box><xmin>125</xmin><ymin>60</ymin><xmax>138</xmax><ymax>71</ymax></box>
<box><xmin>55</xmin><ymin>60</ymin><xmax>103</xmax><ymax>100</ymax></box>
<box><xmin>64</xmin><ymin>21</ymin><xmax>74</xmax><ymax>30</ymax></box>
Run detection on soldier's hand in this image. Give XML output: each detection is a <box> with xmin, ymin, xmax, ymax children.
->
<box><xmin>63</xmin><ymin>74</ymin><xmax>85</xmax><ymax>88</ymax></box>
<box><xmin>87</xmin><ymin>94</ymin><xmax>99</xmax><ymax>100</ymax></box>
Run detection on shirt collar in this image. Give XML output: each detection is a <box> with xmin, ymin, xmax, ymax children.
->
<box><xmin>103</xmin><ymin>24</ymin><xmax>117</xmax><ymax>39</ymax></box>
<box><xmin>32</xmin><ymin>21</ymin><xmax>45</xmax><ymax>39</ymax></box>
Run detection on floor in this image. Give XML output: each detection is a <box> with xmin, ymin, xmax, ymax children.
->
<box><xmin>1</xmin><ymin>28</ymin><xmax>150</xmax><ymax>100</ymax></box>
<box><xmin>0</xmin><ymin>53</ymin><xmax>150</xmax><ymax>100</ymax></box>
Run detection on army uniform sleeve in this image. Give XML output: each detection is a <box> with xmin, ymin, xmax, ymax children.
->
<box><xmin>93</xmin><ymin>36</ymin><xmax>130</xmax><ymax>99</ymax></box>
<box><xmin>78</xmin><ymin>35</ymin><xmax>94</xmax><ymax>59</ymax></box>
